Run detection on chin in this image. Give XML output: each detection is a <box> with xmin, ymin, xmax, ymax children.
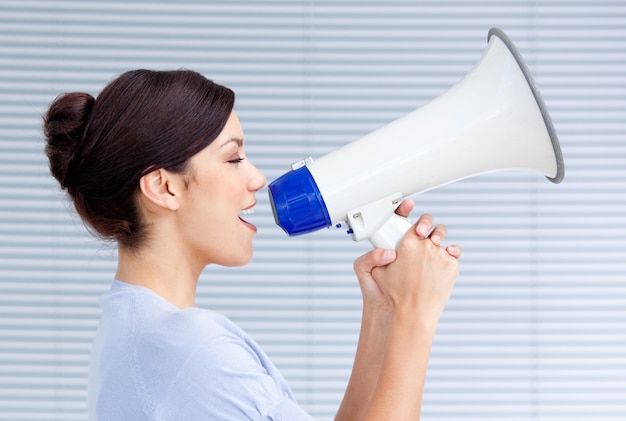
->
<box><xmin>220</xmin><ymin>250</ymin><xmax>254</xmax><ymax>267</ymax></box>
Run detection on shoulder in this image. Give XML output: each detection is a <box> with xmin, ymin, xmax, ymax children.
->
<box><xmin>139</xmin><ymin>305</ymin><xmax>308</xmax><ymax>419</ymax></box>
<box><xmin>130</xmin><ymin>301</ymin><xmax>252</xmax><ymax>371</ymax></box>
<box><xmin>95</xmin><ymin>282</ymin><xmax>314</xmax><ymax>420</ymax></box>
<box><xmin>96</xmin><ymin>284</ymin><xmax>256</xmax><ymax>399</ymax></box>
<box><xmin>155</xmin><ymin>318</ymin><xmax>313</xmax><ymax>420</ymax></box>
<box><xmin>154</xmin><ymin>307</ymin><xmax>271</xmax><ymax>382</ymax></box>
<box><xmin>103</xmin><ymin>280</ymin><xmax>242</xmax><ymax>353</ymax></box>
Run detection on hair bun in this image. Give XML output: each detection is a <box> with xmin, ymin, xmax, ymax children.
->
<box><xmin>44</xmin><ymin>92</ymin><xmax>95</xmax><ymax>189</ymax></box>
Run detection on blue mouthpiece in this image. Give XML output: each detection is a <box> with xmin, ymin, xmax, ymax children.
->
<box><xmin>268</xmin><ymin>165</ymin><xmax>331</xmax><ymax>236</ymax></box>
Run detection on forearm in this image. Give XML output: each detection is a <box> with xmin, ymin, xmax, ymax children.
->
<box><xmin>335</xmin><ymin>306</ymin><xmax>390</xmax><ymax>421</ymax></box>
<box><xmin>338</xmin><ymin>213</ymin><xmax>460</xmax><ymax>420</ymax></box>
<box><xmin>337</xmin><ymin>309</ymin><xmax>437</xmax><ymax>421</ymax></box>
<box><xmin>363</xmin><ymin>314</ymin><xmax>437</xmax><ymax>420</ymax></box>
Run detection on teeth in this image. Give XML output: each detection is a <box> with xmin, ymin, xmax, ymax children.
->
<box><xmin>240</xmin><ymin>207</ymin><xmax>255</xmax><ymax>215</ymax></box>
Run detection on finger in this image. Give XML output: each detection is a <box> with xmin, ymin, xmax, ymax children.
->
<box><xmin>414</xmin><ymin>213</ymin><xmax>434</xmax><ymax>238</ymax></box>
<box><xmin>428</xmin><ymin>224</ymin><xmax>448</xmax><ymax>246</ymax></box>
<box><xmin>446</xmin><ymin>244</ymin><xmax>462</xmax><ymax>259</ymax></box>
<box><xmin>353</xmin><ymin>248</ymin><xmax>397</xmax><ymax>276</ymax></box>
<box><xmin>394</xmin><ymin>199</ymin><xmax>415</xmax><ymax>218</ymax></box>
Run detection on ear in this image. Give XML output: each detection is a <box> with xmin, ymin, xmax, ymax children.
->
<box><xmin>138</xmin><ymin>168</ymin><xmax>182</xmax><ymax>211</ymax></box>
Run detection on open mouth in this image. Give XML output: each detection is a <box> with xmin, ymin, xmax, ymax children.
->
<box><xmin>239</xmin><ymin>205</ymin><xmax>258</xmax><ymax>232</ymax></box>
<box><xmin>240</xmin><ymin>207</ymin><xmax>255</xmax><ymax>216</ymax></box>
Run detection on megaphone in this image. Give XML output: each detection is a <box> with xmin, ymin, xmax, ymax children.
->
<box><xmin>268</xmin><ymin>28</ymin><xmax>565</xmax><ymax>249</ymax></box>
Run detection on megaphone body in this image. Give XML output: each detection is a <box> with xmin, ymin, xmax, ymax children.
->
<box><xmin>268</xmin><ymin>28</ymin><xmax>565</xmax><ymax>249</ymax></box>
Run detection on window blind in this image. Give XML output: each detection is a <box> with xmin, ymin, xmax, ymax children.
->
<box><xmin>0</xmin><ymin>0</ymin><xmax>624</xmax><ymax>420</ymax></box>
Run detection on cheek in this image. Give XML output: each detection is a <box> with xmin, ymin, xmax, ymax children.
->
<box><xmin>186</xmin><ymin>194</ymin><xmax>236</xmax><ymax>239</ymax></box>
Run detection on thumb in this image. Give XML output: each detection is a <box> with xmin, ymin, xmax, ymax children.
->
<box><xmin>353</xmin><ymin>248</ymin><xmax>397</xmax><ymax>278</ymax></box>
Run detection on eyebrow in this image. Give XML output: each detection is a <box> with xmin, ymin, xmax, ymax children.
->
<box><xmin>219</xmin><ymin>137</ymin><xmax>243</xmax><ymax>148</ymax></box>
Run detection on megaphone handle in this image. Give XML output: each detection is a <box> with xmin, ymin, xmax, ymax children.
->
<box><xmin>368</xmin><ymin>213</ymin><xmax>414</xmax><ymax>250</ymax></box>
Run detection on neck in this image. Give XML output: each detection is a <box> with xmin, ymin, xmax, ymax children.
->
<box><xmin>115</xmin><ymin>243</ymin><xmax>203</xmax><ymax>309</ymax></box>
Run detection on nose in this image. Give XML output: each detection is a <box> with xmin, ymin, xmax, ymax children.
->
<box><xmin>248</xmin><ymin>161</ymin><xmax>267</xmax><ymax>192</ymax></box>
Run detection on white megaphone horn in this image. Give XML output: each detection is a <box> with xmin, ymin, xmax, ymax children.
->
<box><xmin>268</xmin><ymin>28</ymin><xmax>565</xmax><ymax>249</ymax></box>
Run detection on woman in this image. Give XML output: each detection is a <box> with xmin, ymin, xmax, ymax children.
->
<box><xmin>44</xmin><ymin>69</ymin><xmax>461</xmax><ymax>420</ymax></box>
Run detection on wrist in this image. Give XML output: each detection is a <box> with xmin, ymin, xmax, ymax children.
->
<box><xmin>390</xmin><ymin>306</ymin><xmax>439</xmax><ymax>338</ymax></box>
<box><xmin>362</xmin><ymin>300</ymin><xmax>393</xmax><ymax>326</ymax></box>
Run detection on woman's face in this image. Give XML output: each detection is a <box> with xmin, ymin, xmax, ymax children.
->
<box><xmin>177</xmin><ymin>111</ymin><xmax>266</xmax><ymax>267</ymax></box>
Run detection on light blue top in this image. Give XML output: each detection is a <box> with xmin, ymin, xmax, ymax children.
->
<box><xmin>88</xmin><ymin>280</ymin><xmax>315</xmax><ymax>420</ymax></box>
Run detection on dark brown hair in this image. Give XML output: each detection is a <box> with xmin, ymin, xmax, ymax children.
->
<box><xmin>44</xmin><ymin>69</ymin><xmax>235</xmax><ymax>248</ymax></box>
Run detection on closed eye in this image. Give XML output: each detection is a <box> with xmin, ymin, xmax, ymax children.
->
<box><xmin>228</xmin><ymin>157</ymin><xmax>245</xmax><ymax>164</ymax></box>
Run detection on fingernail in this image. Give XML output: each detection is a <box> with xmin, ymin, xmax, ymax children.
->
<box><xmin>382</xmin><ymin>250</ymin><xmax>395</xmax><ymax>262</ymax></box>
<box><xmin>417</xmin><ymin>224</ymin><xmax>427</xmax><ymax>237</ymax></box>
<box><xmin>431</xmin><ymin>235</ymin><xmax>441</xmax><ymax>245</ymax></box>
